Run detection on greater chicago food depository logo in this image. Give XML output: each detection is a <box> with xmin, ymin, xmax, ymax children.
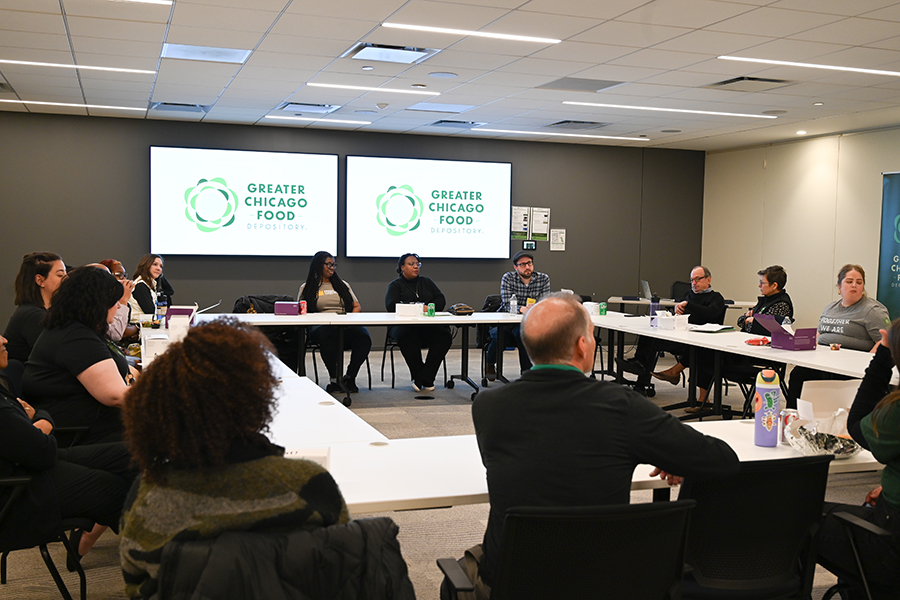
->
<box><xmin>376</xmin><ymin>185</ymin><xmax>424</xmax><ymax>236</ymax></box>
<box><xmin>183</xmin><ymin>178</ymin><xmax>239</xmax><ymax>233</ymax></box>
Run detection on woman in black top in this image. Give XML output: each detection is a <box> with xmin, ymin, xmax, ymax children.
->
<box><xmin>23</xmin><ymin>267</ymin><xmax>134</xmax><ymax>445</ymax></box>
<box><xmin>384</xmin><ymin>253</ymin><xmax>452</xmax><ymax>392</ymax></box>
<box><xmin>737</xmin><ymin>265</ymin><xmax>794</xmax><ymax>335</ymax></box>
<box><xmin>299</xmin><ymin>251</ymin><xmax>371</xmax><ymax>393</ymax></box>
<box><xmin>3</xmin><ymin>252</ymin><xmax>66</xmax><ymax>362</ymax></box>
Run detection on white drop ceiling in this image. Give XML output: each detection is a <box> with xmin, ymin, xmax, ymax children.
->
<box><xmin>3</xmin><ymin>0</ymin><xmax>900</xmax><ymax>151</ymax></box>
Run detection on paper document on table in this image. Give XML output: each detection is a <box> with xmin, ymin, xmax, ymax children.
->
<box><xmin>285</xmin><ymin>447</ymin><xmax>330</xmax><ymax>469</ymax></box>
<box><xmin>688</xmin><ymin>324</ymin><xmax>734</xmax><ymax>333</ymax></box>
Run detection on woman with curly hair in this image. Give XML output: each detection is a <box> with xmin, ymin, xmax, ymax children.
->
<box><xmin>119</xmin><ymin>318</ymin><xmax>349</xmax><ymax>600</ymax></box>
<box><xmin>3</xmin><ymin>252</ymin><xmax>66</xmax><ymax>362</ymax></box>
<box><xmin>817</xmin><ymin>317</ymin><xmax>900</xmax><ymax>598</ymax></box>
<box><xmin>22</xmin><ymin>266</ymin><xmax>133</xmax><ymax>445</ymax></box>
<box><xmin>299</xmin><ymin>251</ymin><xmax>371</xmax><ymax>393</ymax></box>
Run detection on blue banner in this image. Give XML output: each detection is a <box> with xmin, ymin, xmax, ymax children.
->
<box><xmin>877</xmin><ymin>173</ymin><xmax>900</xmax><ymax>319</ymax></box>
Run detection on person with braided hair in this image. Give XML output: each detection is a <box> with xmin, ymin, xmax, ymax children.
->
<box><xmin>119</xmin><ymin>317</ymin><xmax>349</xmax><ymax>600</ymax></box>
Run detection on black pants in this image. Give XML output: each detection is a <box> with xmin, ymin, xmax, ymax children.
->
<box><xmin>633</xmin><ymin>337</ymin><xmax>715</xmax><ymax>390</ymax></box>
<box><xmin>308</xmin><ymin>325</ymin><xmax>371</xmax><ymax>380</ymax></box>
<box><xmin>389</xmin><ymin>325</ymin><xmax>452</xmax><ymax>387</ymax></box>
<box><xmin>818</xmin><ymin>500</ymin><xmax>900</xmax><ymax>599</ymax></box>
<box><xmin>486</xmin><ymin>325</ymin><xmax>531</xmax><ymax>372</ymax></box>
<box><xmin>786</xmin><ymin>366</ymin><xmax>854</xmax><ymax>409</ymax></box>
<box><xmin>51</xmin><ymin>442</ymin><xmax>136</xmax><ymax>532</ymax></box>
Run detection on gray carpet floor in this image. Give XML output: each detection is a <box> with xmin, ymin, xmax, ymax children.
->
<box><xmin>3</xmin><ymin>346</ymin><xmax>879</xmax><ymax>599</ymax></box>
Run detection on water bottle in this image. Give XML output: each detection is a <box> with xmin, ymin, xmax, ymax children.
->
<box><xmin>156</xmin><ymin>297</ymin><xmax>168</xmax><ymax>321</ymax></box>
<box><xmin>510</xmin><ymin>294</ymin><xmax>518</xmax><ymax>314</ymax></box>
<box><xmin>650</xmin><ymin>294</ymin><xmax>661</xmax><ymax>316</ymax></box>
<box><xmin>754</xmin><ymin>369</ymin><xmax>782</xmax><ymax>447</ymax></box>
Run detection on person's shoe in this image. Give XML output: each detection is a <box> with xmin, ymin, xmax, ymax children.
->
<box><xmin>325</xmin><ymin>380</ymin><xmax>342</xmax><ymax>393</ymax></box>
<box><xmin>342</xmin><ymin>376</ymin><xmax>359</xmax><ymax>393</ymax></box>
<box><xmin>422</xmin><ymin>383</ymin><xmax>436</xmax><ymax>392</ymax></box>
<box><xmin>412</xmin><ymin>381</ymin><xmax>423</xmax><ymax>392</ymax></box>
<box><xmin>617</xmin><ymin>357</ymin><xmax>647</xmax><ymax>376</ymax></box>
<box><xmin>652</xmin><ymin>370</ymin><xmax>680</xmax><ymax>386</ymax></box>
<box><xmin>684</xmin><ymin>390</ymin><xmax>709</xmax><ymax>414</ymax></box>
<box><xmin>485</xmin><ymin>363</ymin><xmax>497</xmax><ymax>381</ymax></box>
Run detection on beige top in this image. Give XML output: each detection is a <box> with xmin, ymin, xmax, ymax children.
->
<box><xmin>298</xmin><ymin>281</ymin><xmax>358</xmax><ymax>314</ymax></box>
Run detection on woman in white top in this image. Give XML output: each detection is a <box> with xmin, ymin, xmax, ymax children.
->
<box><xmin>128</xmin><ymin>254</ymin><xmax>174</xmax><ymax>323</ymax></box>
<box><xmin>298</xmin><ymin>252</ymin><xmax>371</xmax><ymax>393</ymax></box>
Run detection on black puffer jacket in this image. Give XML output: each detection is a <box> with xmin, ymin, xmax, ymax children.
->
<box><xmin>152</xmin><ymin>517</ymin><xmax>416</xmax><ymax>600</ymax></box>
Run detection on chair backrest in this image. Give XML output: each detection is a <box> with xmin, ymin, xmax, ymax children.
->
<box><xmin>491</xmin><ymin>500</ymin><xmax>696</xmax><ymax>600</ymax></box>
<box><xmin>671</xmin><ymin>281</ymin><xmax>691</xmax><ymax>300</ymax></box>
<box><xmin>678</xmin><ymin>455</ymin><xmax>833</xmax><ymax>592</ymax></box>
<box><xmin>232</xmin><ymin>294</ymin><xmax>295</xmax><ymax>314</ymax></box>
<box><xmin>482</xmin><ymin>294</ymin><xmax>502</xmax><ymax>313</ymax></box>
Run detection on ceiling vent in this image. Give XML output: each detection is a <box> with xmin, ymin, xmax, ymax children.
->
<box><xmin>149</xmin><ymin>102</ymin><xmax>210</xmax><ymax>113</ymax></box>
<box><xmin>278</xmin><ymin>102</ymin><xmax>340</xmax><ymax>115</ymax></box>
<box><xmin>429</xmin><ymin>120</ymin><xmax>487</xmax><ymax>128</ymax></box>
<box><xmin>538</xmin><ymin>77</ymin><xmax>624</xmax><ymax>92</ymax></box>
<box><xmin>703</xmin><ymin>77</ymin><xmax>794</xmax><ymax>92</ymax></box>
<box><xmin>546</xmin><ymin>120</ymin><xmax>609</xmax><ymax>130</ymax></box>
<box><xmin>340</xmin><ymin>42</ymin><xmax>440</xmax><ymax>65</ymax></box>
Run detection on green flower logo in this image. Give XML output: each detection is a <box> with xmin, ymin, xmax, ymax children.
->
<box><xmin>894</xmin><ymin>214</ymin><xmax>900</xmax><ymax>243</ymax></box>
<box><xmin>183</xmin><ymin>178</ymin><xmax>238</xmax><ymax>233</ymax></box>
<box><xmin>376</xmin><ymin>185</ymin><xmax>424</xmax><ymax>237</ymax></box>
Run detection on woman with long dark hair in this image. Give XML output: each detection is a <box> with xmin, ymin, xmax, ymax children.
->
<box><xmin>128</xmin><ymin>253</ymin><xmax>175</xmax><ymax>323</ymax></box>
<box><xmin>299</xmin><ymin>251</ymin><xmax>371</xmax><ymax>393</ymax></box>
<box><xmin>817</xmin><ymin>317</ymin><xmax>900</xmax><ymax>597</ymax></box>
<box><xmin>3</xmin><ymin>252</ymin><xmax>66</xmax><ymax>362</ymax></box>
<box><xmin>22</xmin><ymin>266</ymin><xmax>134</xmax><ymax>445</ymax></box>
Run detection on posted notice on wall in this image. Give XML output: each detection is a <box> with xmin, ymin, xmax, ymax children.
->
<box><xmin>550</xmin><ymin>228</ymin><xmax>566</xmax><ymax>251</ymax></box>
<box><xmin>531</xmin><ymin>207</ymin><xmax>550</xmax><ymax>241</ymax></box>
<box><xmin>511</xmin><ymin>206</ymin><xmax>529</xmax><ymax>240</ymax></box>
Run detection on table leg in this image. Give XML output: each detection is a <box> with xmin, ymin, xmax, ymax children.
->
<box><xmin>334</xmin><ymin>325</ymin><xmax>350</xmax><ymax>407</ymax></box>
<box><xmin>496</xmin><ymin>324</ymin><xmax>510</xmax><ymax>384</ymax></box>
<box><xmin>297</xmin><ymin>326</ymin><xmax>307</xmax><ymax>377</ymax></box>
<box><xmin>450</xmin><ymin>324</ymin><xmax>478</xmax><ymax>395</ymax></box>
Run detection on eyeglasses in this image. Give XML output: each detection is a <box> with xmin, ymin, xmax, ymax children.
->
<box><xmin>515</xmin><ymin>260</ymin><xmax>533</xmax><ymax>268</ymax></box>
<box><xmin>690</xmin><ymin>275</ymin><xmax>709</xmax><ymax>283</ymax></box>
<box><xmin>113</xmin><ymin>271</ymin><xmax>128</xmax><ymax>279</ymax></box>
<box><xmin>405</xmin><ymin>262</ymin><xmax>422</xmax><ymax>268</ymax></box>
<box><xmin>324</xmin><ymin>262</ymin><xmax>337</xmax><ymax>269</ymax></box>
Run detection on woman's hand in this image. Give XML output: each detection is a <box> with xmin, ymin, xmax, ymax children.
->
<box><xmin>880</xmin><ymin>328</ymin><xmax>889</xmax><ymax>348</ymax></box>
<box><xmin>18</xmin><ymin>398</ymin><xmax>35</xmax><ymax>419</ymax></box>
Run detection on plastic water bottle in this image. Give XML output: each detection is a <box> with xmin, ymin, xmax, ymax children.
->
<box><xmin>510</xmin><ymin>295</ymin><xmax>518</xmax><ymax>314</ymax></box>
<box><xmin>156</xmin><ymin>297</ymin><xmax>168</xmax><ymax>320</ymax></box>
<box><xmin>754</xmin><ymin>369</ymin><xmax>782</xmax><ymax>447</ymax></box>
<box><xmin>650</xmin><ymin>294</ymin><xmax>661</xmax><ymax>316</ymax></box>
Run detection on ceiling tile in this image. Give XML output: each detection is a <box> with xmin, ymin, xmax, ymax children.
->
<box><xmin>0</xmin><ymin>0</ymin><xmax>60</xmax><ymax>13</ymax></box>
<box><xmin>527</xmin><ymin>40</ymin><xmax>634</xmax><ymax>63</ymax></box>
<box><xmin>794</xmin><ymin>17</ymin><xmax>900</xmax><ymax>46</ymax></box>
<box><xmin>254</xmin><ymin>34</ymin><xmax>350</xmax><ymax>57</ymax></box>
<box><xmin>156</xmin><ymin>58</ymin><xmax>240</xmax><ymax>85</ymax></box>
<box><xmin>164</xmin><ymin>26</ymin><xmax>264</xmax><ymax>50</ymax></box>
<box><xmin>423</xmin><ymin>49</ymin><xmax>518</xmax><ymax>71</ymax></box>
<box><xmin>382</xmin><ymin>0</ymin><xmax>511</xmax><ymax>30</ymax></box>
<box><xmin>652</xmin><ymin>29</ymin><xmax>773</xmax><ymax>54</ymax></box>
<box><xmin>499</xmin><ymin>57</ymin><xmax>596</xmax><ymax>76</ymax></box>
<box><xmin>0</xmin><ymin>30</ymin><xmax>70</xmax><ymax>52</ymax></box>
<box><xmin>617</xmin><ymin>0</ymin><xmax>756</xmax><ymax>29</ymax></box>
<box><xmin>180</xmin><ymin>0</ymin><xmax>289</xmax><ymax>10</ymax></box>
<box><xmin>769</xmin><ymin>0</ymin><xmax>900</xmax><ymax>17</ymax></box>
<box><xmin>572</xmin><ymin>20</ymin><xmax>690</xmax><ymax>47</ymax></box>
<box><xmin>0</xmin><ymin>9</ymin><xmax>66</xmax><ymax>34</ymax></box>
<box><xmin>270</xmin><ymin>14</ymin><xmax>378</xmax><ymax>42</ymax></box>
<box><xmin>518</xmin><ymin>0</ymin><xmax>652</xmax><ymax>20</ymax></box>
<box><xmin>150</xmin><ymin>84</ymin><xmax>223</xmax><ymax>104</ymax></box>
<box><xmin>608</xmin><ymin>48</ymin><xmax>710</xmax><ymax>70</ymax></box>
<box><xmin>66</xmin><ymin>16</ymin><xmax>167</xmax><ymax>43</ymax></box>
<box><xmin>484</xmin><ymin>10</ymin><xmax>602</xmax><ymax>39</ymax></box>
<box><xmin>706</xmin><ymin>7</ymin><xmax>844</xmax><ymax>37</ymax></box>
<box><xmin>62</xmin><ymin>0</ymin><xmax>170</xmax><ymax>23</ymax></box>
<box><xmin>170</xmin><ymin>3</ymin><xmax>280</xmax><ymax>33</ymax></box>
<box><xmin>71</xmin><ymin>36</ymin><xmax>161</xmax><ymax>59</ymax></box>
<box><xmin>284</xmin><ymin>0</ymin><xmax>406</xmax><ymax>20</ymax></box>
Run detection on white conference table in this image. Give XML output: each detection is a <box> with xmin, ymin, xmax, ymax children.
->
<box><xmin>608</xmin><ymin>296</ymin><xmax>757</xmax><ymax>311</ymax></box>
<box><xmin>196</xmin><ymin>311</ymin><xmax>524</xmax><ymax>401</ymax></box>
<box><xmin>589</xmin><ymin>311</ymin><xmax>887</xmax><ymax>418</ymax></box>
<box><xmin>296</xmin><ymin>419</ymin><xmax>882</xmax><ymax>514</ymax></box>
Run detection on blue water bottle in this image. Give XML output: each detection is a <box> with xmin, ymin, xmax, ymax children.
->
<box><xmin>754</xmin><ymin>369</ymin><xmax>781</xmax><ymax>447</ymax></box>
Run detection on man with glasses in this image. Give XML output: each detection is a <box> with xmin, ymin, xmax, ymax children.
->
<box><xmin>618</xmin><ymin>266</ymin><xmax>725</xmax><ymax>404</ymax></box>
<box><xmin>485</xmin><ymin>251</ymin><xmax>550</xmax><ymax>379</ymax></box>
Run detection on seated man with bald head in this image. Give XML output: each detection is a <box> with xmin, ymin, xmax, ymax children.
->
<box><xmin>442</xmin><ymin>293</ymin><xmax>739</xmax><ymax>600</ymax></box>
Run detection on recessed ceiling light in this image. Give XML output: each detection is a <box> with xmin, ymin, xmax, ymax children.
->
<box><xmin>564</xmin><ymin>101</ymin><xmax>776</xmax><ymax>119</ymax></box>
<box><xmin>382</xmin><ymin>23</ymin><xmax>560</xmax><ymax>44</ymax></box>
<box><xmin>429</xmin><ymin>72</ymin><xmax>458</xmax><ymax>79</ymax></box>
<box><xmin>813</xmin><ymin>102</ymin><xmax>824</xmax><ymax>106</ymax></box>
<box><xmin>306</xmin><ymin>82</ymin><xmax>439</xmax><ymax>96</ymax></box>
<box><xmin>411</xmin><ymin>83</ymin><xmax>427</xmax><ymax>88</ymax></box>
<box><xmin>361</xmin><ymin>66</ymin><xmax>374</xmax><ymax>71</ymax></box>
<box><xmin>718</xmin><ymin>55</ymin><xmax>900</xmax><ymax>78</ymax></box>
<box><xmin>797</xmin><ymin>130</ymin><xmax>807</xmax><ymax>135</ymax></box>
<box><xmin>0</xmin><ymin>59</ymin><xmax>155</xmax><ymax>74</ymax></box>
<box><xmin>342</xmin><ymin>43</ymin><xmax>439</xmax><ymax>65</ymax></box>
<box><xmin>0</xmin><ymin>98</ymin><xmax>145</xmax><ymax>111</ymax></box>
<box><xmin>161</xmin><ymin>43</ymin><xmax>251</xmax><ymax>64</ymax></box>
<box><xmin>265</xmin><ymin>115</ymin><xmax>371</xmax><ymax>125</ymax></box>
<box><xmin>474</xmin><ymin>127</ymin><xmax>648</xmax><ymax>141</ymax></box>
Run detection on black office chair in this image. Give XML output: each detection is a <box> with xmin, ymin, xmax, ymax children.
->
<box><xmin>678</xmin><ymin>455</ymin><xmax>833</xmax><ymax>599</ymax></box>
<box><xmin>478</xmin><ymin>294</ymin><xmax>516</xmax><ymax>387</ymax></box>
<box><xmin>232</xmin><ymin>294</ymin><xmax>300</xmax><ymax>372</ymax></box>
<box><xmin>304</xmin><ymin>339</ymin><xmax>372</xmax><ymax>390</ymax></box>
<box><xmin>820</xmin><ymin>511</ymin><xmax>893</xmax><ymax>600</ymax></box>
<box><xmin>438</xmin><ymin>500</ymin><xmax>696</xmax><ymax>600</ymax></box>
<box><xmin>0</xmin><ymin>476</ymin><xmax>93</xmax><ymax>600</ymax></box>
<box><xmin>381</xmin><ymin>330</ymin><xmax>448</xmax><ymax>389</ymax></box>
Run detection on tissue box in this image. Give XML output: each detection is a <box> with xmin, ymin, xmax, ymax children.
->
<box><xmin>396</xmin><ymin>303</ymin><xmax>424</xmax><ymax>317</ymax></box>
<box><xmin>652</xmin><ymin>314</ymin><xmax>689</xmax><ymax>330</ymax></box>
<box><xmin>583</xmin><ymin>302</ymin><xmax>600</xmax><ymax>315</ymax></box>
<box><xmin>274</xmin><ymin>301</ymin><xmax>300</xmax><ymax>315</ymax></box>
<box><xmin>754</xmin><ymin>314</ymin><xmax>817</xmax><ymax>351</ymax></box>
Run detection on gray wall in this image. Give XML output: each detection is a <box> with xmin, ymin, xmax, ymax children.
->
<box><xmin>0</xmin><ymin>112</ymin><xmax>704</xmax><ymax>331</ymax></box>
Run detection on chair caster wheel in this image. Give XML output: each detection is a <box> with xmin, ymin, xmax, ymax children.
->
<box><xmin>446</xmin><ymin>379</ymin><xmax>454</xmax><ymax>389</ymax></box>
<box><xmin>342</xmin><ymin>396</ymin><xmax>351</xmax><ymax>407</ymax></box>
<box><xmin>481</xmin><ymin>378</ymin><xmax>489</xmax><ymax>387</ymax></box>
<box><xmin>646</xmin><ymin>387</ymin><xmax>656</xmax><ymax>398</ymax></box>
<box><xmin>471</xmin><ymin>392</ymin><xmax>478</xmax><ymax>401</ymax></box>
